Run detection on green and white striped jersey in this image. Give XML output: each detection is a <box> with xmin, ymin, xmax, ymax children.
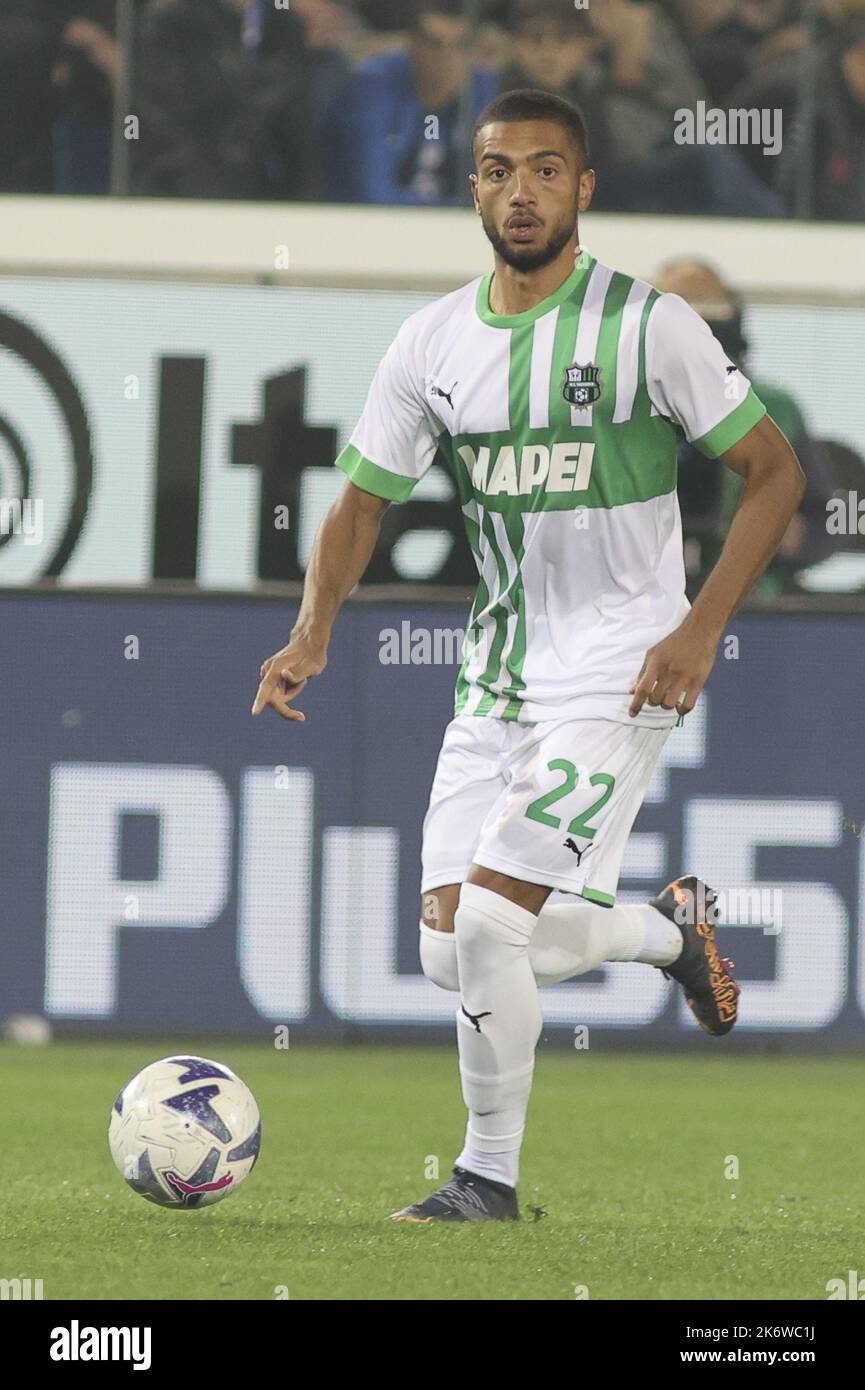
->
<box><xmin>336</xmin><ymin>249</ymin><xmax>766</xmax><ymax>726</ymax></box>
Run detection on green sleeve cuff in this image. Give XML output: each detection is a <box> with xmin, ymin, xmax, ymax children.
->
<box><xmin>334</xmin><ymin>444</ymin><xmax>417</xmax><ymax>501</ymax></box>
<box><xmin>692</xmin><ymin>387</ymin><xmax>767</xmax><ymax>459</ymax></box>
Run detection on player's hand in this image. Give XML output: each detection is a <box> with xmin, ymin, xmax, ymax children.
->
<box><xmin>628</xmin><ymin>620</ymin><xmax>720</xmax><ymax>718</ymax></box>
<box><xmin>251</xmin><ymin>637</ymin><xmax>327</xmax><ymax>721</ymax></box>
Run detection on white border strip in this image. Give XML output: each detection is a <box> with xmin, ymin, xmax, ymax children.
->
<box><xmin>1</xmin><ymin>197</ymin><xmax>864</xmax><ymax>296</ymax></box>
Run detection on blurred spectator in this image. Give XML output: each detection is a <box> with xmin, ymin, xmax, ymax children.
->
<box><xmin>351</xmin><ymin>0</ymin><xmax>418</xmax><ymax>62</ymax></box>
<box><xmin>51</xmin><ymin>2</ymin><xmax>120</xmax><ymax>193</ymax></box>
<box><xmin>324</xmin><ymin>0</ymin><xmax>497</xmax><ymax>205</ymax></box>
<box><xmin>471</xmin><ymin>1</ymin><xmax>517</xmax><ymax>76</ymax></box>
<box><xmin>0</xmin><ymin>0</ymin><xmax>58</xmax><ymax>192</ymax></box>
<box><xmin>292</xmin><ymin>0</ymin><xmax>352</xmax><ymax>50</ymax></box>
<box><xmin>499</xmin><ymin>0</ymin><xmax>615</xmax><ymax>173</ymax></box>
<box><xmin>351</xmin><ymin>0</ymin><xmax>513</xmax><ymax>68</ymax></box>
<box><xmin>501</xmin><ymin>0</ymin><xmax>784</xmax><ymax>215</ymax></box>
<box><xmin>655</xmin><ymin>259</ymin><xmax>837</xmax><ymax>594</ymax></box>
<box><xmin>714</xmin><ymin>3</ymin><xmax>838</xmax><ymax>196</ymax></box>
<box><xmin>0</xmin><ymin>0</ymin><xmax>118</xmax><ymax>194</ymax></box>
<box><xmin>288</xmin><ymin>0</ymin><xmax>356</xmax><ymax>133</ymax></box>
<box><xmin>504</xmin><ymin>0</ymin><xmax>706</xmax><ymax>168</ymax></box>
<box><xmin>775</xmin><ymin>14</ymin><xmax>865</xmax><ymax>219</ymax></box>
<box><xmin>130</xmin><ymin>0</ymin><xmax>348</xmax><ymax>199</ymax></box>
<box><xmin>2</xmin><ymin>0</ymin><xmax>862</xmax><ymax>221</ymax></box>
<box><xmin>663</xmin><ymin>0</ymin><xmax>806</xmax><ymax>105</ymax></box>
<box><xmin>584</xmin><ymin>0</ymin><xmax>706</xmax><ymax>164</ymax></box>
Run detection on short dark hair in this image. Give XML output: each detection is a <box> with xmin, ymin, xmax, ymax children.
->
<box><xmin>472</xmin><ymin>89</ymin><xmax>591</xmax><ymax>167</ymax></box>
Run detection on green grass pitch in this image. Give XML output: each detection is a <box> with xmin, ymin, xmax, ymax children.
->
<box><xmin>1</xmin><ymin>1042</ymin><xmax>860</xmax><ymax>1301</ymax></box>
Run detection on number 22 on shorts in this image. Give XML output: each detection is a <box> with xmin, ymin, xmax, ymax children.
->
<box><xmin>524</xmin><ymin>758</ymin><xmax>616</xmax><ymax>838</ymax></box>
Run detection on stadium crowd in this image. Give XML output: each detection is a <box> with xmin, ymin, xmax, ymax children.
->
<box><xmin>2</xmin><ymin>0</ymin><xmax>865</xmax><ymax>219</ymax></box>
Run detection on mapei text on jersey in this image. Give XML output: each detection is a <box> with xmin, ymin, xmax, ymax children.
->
<box><xmin>457</xmin><ymin>441</ymin><xmax>595</xmax><ymax>496</ymax></box>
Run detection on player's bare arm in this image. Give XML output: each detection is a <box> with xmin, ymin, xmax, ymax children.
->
<box><xmin>251</xmin><ymin>480</ymin><xmax>389</xmax><ymax>720</ymax></box>
<box><xmin>629</xmin><ymin>414</ymin><xmax>806</xmax><ymax>717</ymax></box>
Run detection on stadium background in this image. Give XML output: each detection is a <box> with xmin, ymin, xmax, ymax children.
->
<box><xmin>1</xmin><ymin>2</ymin><xmax>865</xmax><ymax>1035</ymax></box>
<box><xmin>2</xmin><ymin>0</ymin><xmax>865</xmax><ymax>1311</ymax></box>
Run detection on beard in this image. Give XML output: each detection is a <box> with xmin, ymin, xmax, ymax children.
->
<box><xmin>479</xmin><ymin>204</ymin><xmax>578</xmax><ymax>272</ymax></box>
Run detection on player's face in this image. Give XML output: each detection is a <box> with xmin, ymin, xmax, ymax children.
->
<box><xmin>471</xmin><ymin>120</ymin><xmax>594</xmax><ymax>273</ymax></box>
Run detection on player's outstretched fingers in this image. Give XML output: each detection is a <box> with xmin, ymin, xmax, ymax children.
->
<box><xmin>251</xmin><ymin>674</ymin><xmax>274</xmax><ymax>715</ymax></box>
<box><xmin>252</xmin><ymin>668</ymin><xmax>288</xmax><ymax>716</ymax></box>
<box><xmin>252</xmin><ymin>666</ymin><xmax>309</xmax><ymax>719</ymax></box>
<box><xmin>270</xmin><ymin>696</ymin><xmax>306</xmax><ymax>722</ymax></box>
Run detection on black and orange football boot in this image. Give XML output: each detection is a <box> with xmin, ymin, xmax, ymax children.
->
<box><xmin>388</xmin><ymin>1166</ymin><xmax>519</xmax><ymax>1223</ymax></box>
<box><xmin>651</xmin><ymin>875</ymin><xmax>740</xmax><ymax>1036</ymax></box>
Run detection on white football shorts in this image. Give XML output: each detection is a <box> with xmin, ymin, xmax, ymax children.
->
<box><xmin>420</xmin><ymin>712</ymin><xmax>672</xmax><ymax>904</ymax></box>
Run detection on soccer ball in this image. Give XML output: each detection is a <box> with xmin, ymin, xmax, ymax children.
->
<box><xmin>109</xmin><ymin>1055</ymin><xmax>261</xmax><ymax>1209</ymax></box>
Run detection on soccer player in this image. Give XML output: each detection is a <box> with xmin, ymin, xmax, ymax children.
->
<box><xmin>252</xmin><ymin>89</ymin><xmax>805</xmax><ymax>1223</ymax></box>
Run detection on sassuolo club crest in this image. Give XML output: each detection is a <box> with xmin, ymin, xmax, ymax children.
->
<box><xmin>562</xmin><ymin>362</ymin><xmax>602</xmax><ymax>407</ymax></box>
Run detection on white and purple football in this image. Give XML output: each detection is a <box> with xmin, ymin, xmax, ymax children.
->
<box><xmin>109</xmin><ymin>1055</ymin><xmax>261</xmax><ymax>1209</ymax></box>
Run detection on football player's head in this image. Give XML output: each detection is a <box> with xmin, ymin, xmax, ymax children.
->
<box><xmin>471</xmin><ymin>89</ymin><xmax>595</xmax><ymax>273</ymax></box>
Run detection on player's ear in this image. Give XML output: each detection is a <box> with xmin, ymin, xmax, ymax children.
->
<box><xmin>578</xmin><ymin>167</ymin><xmax>595</xmax><ymax>214</ymax></box>
<box><xmin>469</xmin><ymin>172</ymin><xmax>480</xmax><ymax>212</ymax></box>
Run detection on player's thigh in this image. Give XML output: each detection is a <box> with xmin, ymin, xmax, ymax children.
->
<box><xmin>420</xmin><ymin>715</ymin><xmax>510</xmax><ymax>929</ymax></box>
<box><xmin>464</xmin><ymin>864</ymin><xmax>552</xmax><ymax>915</ymax></box>
<box><xmin>472</xmin><ymin>717</ymin><xmax>672</xmax><ymax>901</ymax></box>
<box><xmin>421</xmin><ymin>883</ymin><xmax>460</xmax><ymax>933</ymax></box>
<box><xmin>421</xmin><ymin>868</ymin><xmax>550</xmax><ymax>931</ymax></box>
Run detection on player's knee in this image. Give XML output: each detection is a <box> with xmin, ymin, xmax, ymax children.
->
<box><xmin>454</xmin><ymin>883</ymin><xmax>533</xmax><ymax>971</ymax></box>
<box><xmin>419</xmin><ymin>920</ymin><xmax>459</xmax><ymax>991</ymax></box>
<box><xmin>454</xmin><ymin>894</ymin><xmax>495</xmax><ymax>961</ymax></box>
<box><xmin>419</xmin><ymin>888</ymin><xmax>460</xmax><ymax>990</ymax></box>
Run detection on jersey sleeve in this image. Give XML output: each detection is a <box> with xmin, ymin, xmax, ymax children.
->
<box><xmin>645</xmin><ymin>292</ymin><xmax>767</xmax><ymax>458</ymax></box>
<box><xmin>334</xmin><ymin>322</ymin><xmax>440</xmax><ymax>501</ymax></box>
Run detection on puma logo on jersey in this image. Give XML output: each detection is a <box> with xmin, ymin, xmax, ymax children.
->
<box><xmin>430</xmin><ymin>380</ymin><xmax>458</xmax><ymax>408</ymax></box>
<box><xmin>456</xmin><ymin>442</ymin><xmax>595</xmax><ymax>497</ymax></box>
<box><xmin>563</xmin><ymin>837</ymin><xmax>586</xmax><ymax>864</ymax></box>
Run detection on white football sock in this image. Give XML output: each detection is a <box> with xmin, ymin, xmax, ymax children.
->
<box><xmin>531</xmin><ymin>899</ymin><xmax>683</xmax><ymax>981</ymax></box>
<box><xmin>453</xmin><ymin>883</ymin><xmax>541</xmax><ymax>1190</ymax></box>
<box><xmin>529</xmin><ymin>899</ymin><xmax>642</xmax><ymax>983</ymax></box>
<box><xmin>419</xmin><ymin>900</ymin><xmax>682</xmax><ymax>993</ymax></box>
<box><xmin>635</xmin><ymin>905</ymin><xmax>684</xmax><ymax>967</ymax></box>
